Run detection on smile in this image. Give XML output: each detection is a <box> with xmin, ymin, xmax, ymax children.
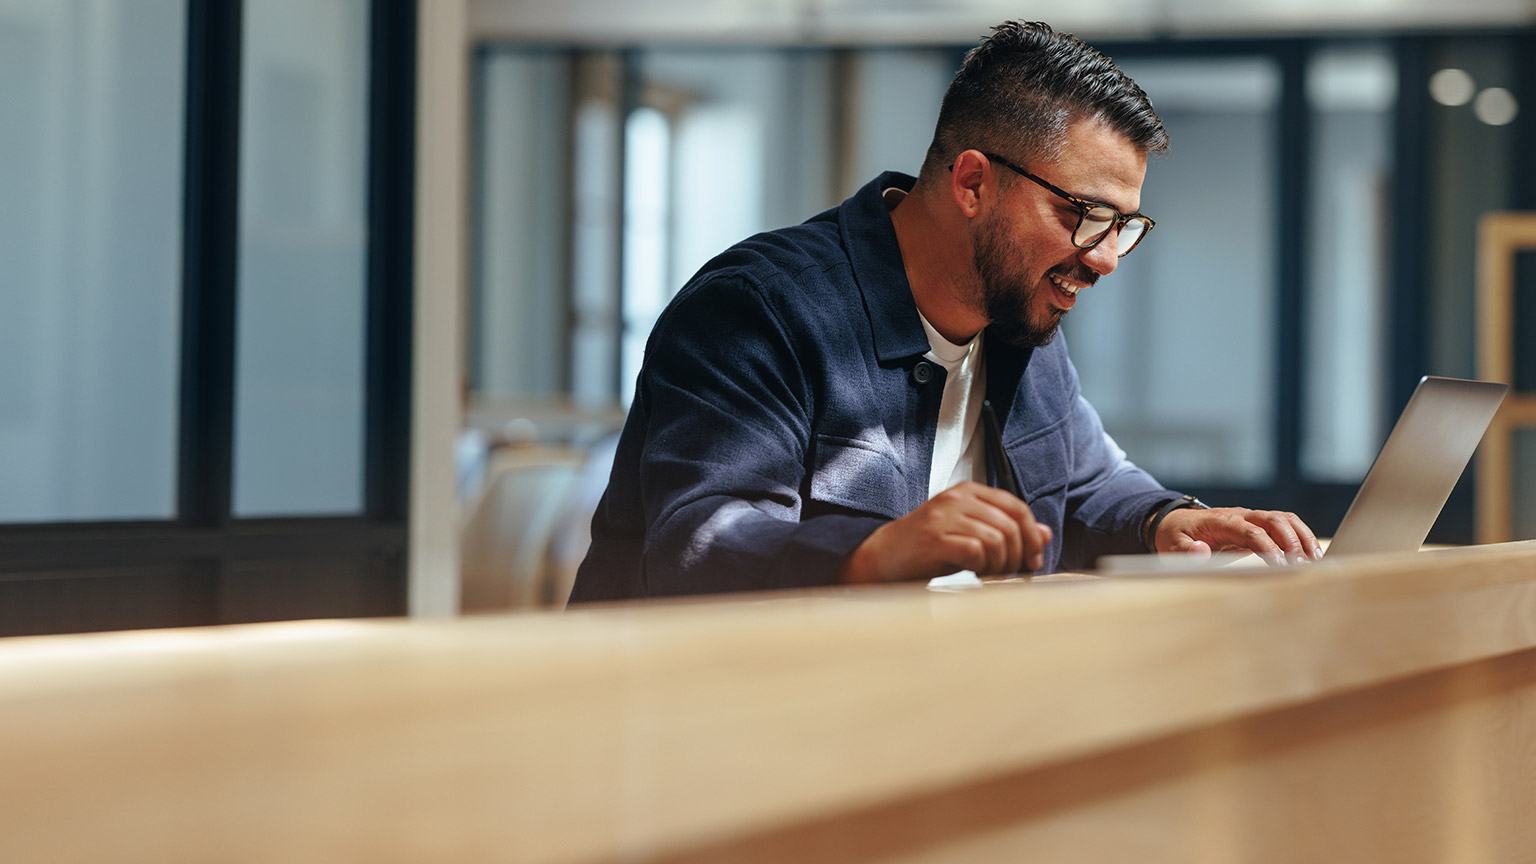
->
<box><xmin>1049</xmin><ymin>272</ymin><xmax>1087</xmax><ymax>297</ymax></box>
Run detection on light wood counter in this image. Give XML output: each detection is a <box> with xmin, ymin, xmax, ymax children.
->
<box><xmin>3</xmin><ymin>541</ymin><xmax>1536</xmax><ymax>862</ymax></box>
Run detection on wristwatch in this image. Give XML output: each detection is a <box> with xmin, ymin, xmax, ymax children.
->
<box><xmin>1143</xmin><ymin>494</ymin><xmax>1210</xmax><ymax>552</ymax></box>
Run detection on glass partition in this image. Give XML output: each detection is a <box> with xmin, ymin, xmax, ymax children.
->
<box><xmin>1302</xmin><ymin>45</ymin><xmax>1395</xmax><ymax>482</ymax></box>
<box><xmin>473</xmin><ymin>49</ymin><xmax>573</xmax><ymax>404</ymax></box>
<box><xmin>0</xmin><ymin>0</ymin><xmax>186</xmax><ymax>522</ymax></box>
<box><xmin>232</xmin><ymin>0</ymin><xmax>372</xmax><ymax>516</ymax></box>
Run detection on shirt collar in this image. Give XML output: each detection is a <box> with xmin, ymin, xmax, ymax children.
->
<box><xmin>838</xmin><ymin>172</ymin><xmax>932</xmax><ymax>364</ymax></box>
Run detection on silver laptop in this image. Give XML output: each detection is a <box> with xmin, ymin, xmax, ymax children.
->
<box><xmin>1099</xmin><ymin>375</ymin><xmax>1507</xmax><ymax>573</ymax></box>
<box><xmin>1324</xmin><ymin>375</ymin><xmax>1507</xmax><ymax>557</ymax></box>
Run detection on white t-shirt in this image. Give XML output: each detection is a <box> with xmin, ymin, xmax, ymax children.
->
<box><xmin>917</xmin><ymin>310</ymin><xmax>987</xmax><ymax>499</ymax></box>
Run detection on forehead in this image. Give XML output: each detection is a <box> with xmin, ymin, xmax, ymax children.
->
<box><xmin>1035</xmin><ymin>119</ymin><xmax>1148</xmax><ymax>213</ymax></box>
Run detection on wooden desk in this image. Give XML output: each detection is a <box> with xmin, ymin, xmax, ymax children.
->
<box><xmin>3</xmin><ymin>541</ymin><xmax>1536</xmax><ymax>862</ymax></box>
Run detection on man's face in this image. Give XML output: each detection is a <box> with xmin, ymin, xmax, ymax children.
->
<box><xmin>969</xmin><ymin>120</ymin><xmax>1148</xmax><ymax>349</ymax></box>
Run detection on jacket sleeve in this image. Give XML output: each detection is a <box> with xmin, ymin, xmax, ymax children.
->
<box><xmin>626</xmin><ymin>272</ymin><xmax>886</xmax><ymax>597</ymax></box>
<box><xmin>1059</xmin><ymin>379</ymin><xmax>1184</xmax><ymax>570</ymax></box>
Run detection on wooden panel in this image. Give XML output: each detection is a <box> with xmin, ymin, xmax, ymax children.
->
<box><xmin>0</xmin><ymin>520</ymin><xmax>409</xmax><ymax>634</ymax></box>
<box><xmin>657</xmin><ymin>648</ymin><xmax>1536</xmax><ymax>863</ymax></box>
<box><xmin>219</xmin><ymin>556</ymin><xmax>406</xmax><ymax>623</ymax></box>
<box><xmin>0</xmin><ymin>556</ymin><xmax>405</xmax><ymax>637</ymax></box>
<box><xmin>1</xmin><ymin>541</ymin><xmax>1535</xmax><ymax>862</ymax></box>
<box><xmin>0</xmin><ymin>565</ymin><xmax>215</xmax><ymax>637</ymax></box>
<box><xmin>1476</xmin><ymin>212</ymin><xmax>1536</xmax><ymax>543</ymax></box>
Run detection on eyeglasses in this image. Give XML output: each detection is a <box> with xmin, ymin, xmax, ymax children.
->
<box><xmin>981</xmin><ymin>152</ymin><xmax>1155</xmax><ymax>258</ymax></box>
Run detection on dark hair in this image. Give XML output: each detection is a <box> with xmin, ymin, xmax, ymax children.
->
<box><xmin>920</xmin><ymin>21</ymin><xmax>1169</xmax><ymax>180</ymax></box>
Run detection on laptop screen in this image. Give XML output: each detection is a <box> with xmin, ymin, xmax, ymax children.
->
<box><xmin>1324</xmin><ymin>376</ymin><xmax>1507</xmax><ymax>557</ymax></box>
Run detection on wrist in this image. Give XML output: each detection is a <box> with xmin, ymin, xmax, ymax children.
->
<box><xmin>838</xmin><ymin>525</ymin><xmax>886</xmax><ymax>584</ymax></box>
<box><xmin>1143</xmin><ymin>494</ymin><xmax>1209</xmax><ymax>552</ymax></box>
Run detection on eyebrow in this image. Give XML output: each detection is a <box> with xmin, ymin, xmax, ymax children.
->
<box><xmin>1071</xmin><ymin>188</ymin><xmax>1141</xmax><ymax>217</ymax></box>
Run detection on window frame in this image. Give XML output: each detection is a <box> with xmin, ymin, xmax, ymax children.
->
<box><xmin>0</xmin><ymin>0</ymin><xmax>416</xmax><ymax>636</ymax></box>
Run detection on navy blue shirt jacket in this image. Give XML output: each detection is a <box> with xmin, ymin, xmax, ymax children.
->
<box><xmin>570</xmin><ymin>172</ymin><xmax>1184</xmax><ymax>602</ymax></box>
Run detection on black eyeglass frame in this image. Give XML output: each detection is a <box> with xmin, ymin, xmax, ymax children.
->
<box><xmin>979</xmin><ymin>152</ymin><xmax>1155</xmax><ymax>258</ymax></box>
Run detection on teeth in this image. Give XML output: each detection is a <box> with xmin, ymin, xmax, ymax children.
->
<box><xmin>1049</xmin><ymin>274</ymin><xmax>1080</xmax><ymax>296</ymax></box>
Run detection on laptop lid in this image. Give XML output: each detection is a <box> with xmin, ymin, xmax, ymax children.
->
<box><xmin>1325</xmin><ymin>376</ymin><xmax>1508</xmax><ymax>557</ymax></box>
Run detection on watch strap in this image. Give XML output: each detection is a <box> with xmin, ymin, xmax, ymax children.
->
<box><xmin>1143</xmin><ymin>494</ymin><xmax>1209</xmax><ymax>552</ymax></box>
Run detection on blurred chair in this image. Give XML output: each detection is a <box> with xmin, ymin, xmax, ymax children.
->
<box><xmin>459</xmin><ymin>446</ymin><xmax>586</xmax><ymax>612</ymax></box>
<box><xmin>543</xmin><ymin>432</ymin><xmax>620</xmax><ymax>609</ymax></box>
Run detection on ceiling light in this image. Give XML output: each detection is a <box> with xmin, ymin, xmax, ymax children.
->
<box><xmin>1473</xmin><ymin>87</ymin><xmax>1519</xmax><ymax>126</ymax></box>
<box><xmin>1428</xmin><ymin>68</ymin><xmax>1475</xmax><ymax>106</ymax></box>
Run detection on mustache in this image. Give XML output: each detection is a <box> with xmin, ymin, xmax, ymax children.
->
<box><xmin>1050</xmin><ymin>264</ymin><xmax>1098</xmax><ymax>287</ymax></box>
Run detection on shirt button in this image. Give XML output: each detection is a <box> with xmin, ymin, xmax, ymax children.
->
<box><xmin>910</xmin><ymin>360</ymin><xmax>935</xmax><ymax>385</ymax></box>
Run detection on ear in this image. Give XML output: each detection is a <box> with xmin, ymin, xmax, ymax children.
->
<box><xmin>948</xmin><ymin>149</ymin><xmax>991</xmax><ymax>219</ymax></box>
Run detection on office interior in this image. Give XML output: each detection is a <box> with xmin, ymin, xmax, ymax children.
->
<box><xmin>3</xmin><ymin>1</ymin><xmax>1536</xmax><ymax>859</ymax></box>
<box><xmin>3</xmin><ymin>0</ymin><xmax>1533</xmax><ymax>632</ymax></box>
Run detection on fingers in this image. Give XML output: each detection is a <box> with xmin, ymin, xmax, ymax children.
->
<box><xmin>1185</xmin><ymin>539</ymin><xmax>1212</xmax><ymax>559</ymax></box>
<box><xmin>955</xmin><ymin>504</ymin><xmax>1020</xmax><ymax>574</ymax></box>
<box><xmin>955</xmin><ymin>483</ymin><xmax>1050</xmax><ymax>573</ymax></box>
<box><xmin>1161</xmin><ymin>507</ymin><xmax>1322</xmax><ymax>568</ymax></box>
<box><xmin>845</xmin><ymin>482</ymin><xmax>1050</xmax><ymax>583</ymax></box>
<box><xmin>1245</xmin><ymin>512</ymin><xmax>1300</xmax><ymax>566</ymax></box>
<box><xmin>948</xmin><ymin>515</ymin><xmax>1051</xmax><ymax>573</ymax></box>
<box><xmin>1241</xmin><ymin>510</ymin><xmax>1323</xmax><ymax>565</ymax></box>
<box><xmin>979</xmin><ymin>485</ymin><xmax>1052</xmax><ymax>552</ymax></box>
<box><xmin>1290</xmin><ymin>512</ymin><xmax>1324</xmax><ymax>560</ymax></box>
<box><xmin>933</xmin><ymin>534</ymin><xmax>990</xmax><ymax>575</ymax></box>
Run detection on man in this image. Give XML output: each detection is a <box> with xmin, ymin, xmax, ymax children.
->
<box><xmin>570</xmin><ymin>21</ymin><xmax>1319</xmax><ymax>603</ymax></box>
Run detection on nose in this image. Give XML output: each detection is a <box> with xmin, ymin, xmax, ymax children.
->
<box><xmin>1079</xmin><ymin>231</ymin><xmax>1120</xmax><ymax>276</ymax></box>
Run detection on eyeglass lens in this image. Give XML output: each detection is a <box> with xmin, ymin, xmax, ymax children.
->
<box><xmin>1075</xmin><ymin>206</ymin><xmax>1151</xmax><ymax>255</ymax></box>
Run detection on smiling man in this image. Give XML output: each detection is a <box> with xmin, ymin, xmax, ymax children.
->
<box><xmin>570</xmin><ymin>21</ymin><xmax>1319</xmax><ymax>602</ymax></box>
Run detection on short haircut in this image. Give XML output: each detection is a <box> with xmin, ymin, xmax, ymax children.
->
<box><xmin>920</xmin><ymin>21</ymin><xmax>1169</xmax><ymax>180</ymax></box>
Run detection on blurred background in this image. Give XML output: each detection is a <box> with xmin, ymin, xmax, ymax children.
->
<box><xmin>2</xmin><ymin>0</ymin><xmax>1534</xmax><ymax>635</ymax></box>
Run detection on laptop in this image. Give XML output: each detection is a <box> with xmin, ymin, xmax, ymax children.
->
<box><xmin>1098</xmin><ymin>375</ymin><xmax>1508</xmax><ymax>573</ymax></box>
<box><xmin>1324</xmin><ymin>375</ymin><xmax>1507</xmax><ymax>557</ymax></box>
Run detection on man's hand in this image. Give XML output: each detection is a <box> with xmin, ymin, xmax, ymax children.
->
<box><xmin>838</xmin><ymin>481</ymin><xmax>1052</xmax><ymax>584</ymax></box>
<box><xmin>1154</xmin><ymin>506</ymin><xmax>1322</xmax><ymax>566</ymax></box>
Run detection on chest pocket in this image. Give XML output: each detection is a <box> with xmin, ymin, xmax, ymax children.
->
<box><xmin>807</xmin><ymin>434</ymin><xmax>907</xmax><ymax>520</ymax></box>
<box><xmin>1009</xmin><ymin>427</ymin><xmax>1070</xmax><ymax>499</ymax></box>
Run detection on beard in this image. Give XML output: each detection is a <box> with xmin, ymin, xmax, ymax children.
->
<box><xmin>970</xmin><ymin>217</ymin><xmax>1093</xmax><ymax>350</ymax></box>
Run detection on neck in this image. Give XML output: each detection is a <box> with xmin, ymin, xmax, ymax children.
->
<box><xmin>889</xmin><ymin>184</ymin><xmax>987</xmax><ymax>345</ymax></box>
